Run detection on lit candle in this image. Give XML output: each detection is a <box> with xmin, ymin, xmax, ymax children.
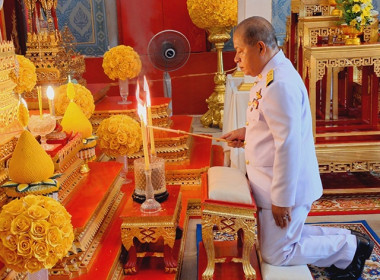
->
<box><xmin>37</xmin><ymin>86</ymin><xmax>43</xmax><ymax>119</ymax></box>
<box><xmin>144</xmin><ymin>76</ymin><xmax>156</xmax><ymax>156</ymax></box>
<box><xmin>46</xmin><ymin>86</ymin><xmax>55</xmax><ymax>116</ymax></box>
<box><xmin>136</xmin><ymin>83</ymin><xmax>150</xmax><ymax>170</ymax></box>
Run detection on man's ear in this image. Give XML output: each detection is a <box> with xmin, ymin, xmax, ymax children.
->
<box><xmin>257</xmin><ymin>41</ymin><xmax>265</xmax><ymax>55</ymax></box>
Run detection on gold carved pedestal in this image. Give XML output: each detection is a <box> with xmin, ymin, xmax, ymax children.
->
<box><xmin>201</xmin><ymin>174</ymin><xmax>257</xmax><ymax>280</ymax></box>
<box><xmin>120</xmin><ymin>185</ymin><xmax>182</xmax><ymax>274</ymax></box>
<box><xmin>200</xmin><ymin>27</ymin><xmax>232</xmax><ymax>129</ymax></box>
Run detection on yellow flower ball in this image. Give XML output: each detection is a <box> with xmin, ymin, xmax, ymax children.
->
<box><xmin>55</xmin><ymin>83</ymin><xmax>95</xmax><ymax>119</ymax></box>
<box><xmin>9</xmin><ymin>55</ymin><xmax>37</xmax><ymax>95</ymax></box>
<box><xmin>0</xmin><ymin>195</ymin><xmax>74</xmax><ymax>273</ymax></box>
<box><xmin>102</xmin><ymin>45</ymin><xmax>142</xmax><ymax>80</ymax></box>
<box><xmin>97</xmin><ymin>115</ymin><xmax>142</xmax><ymax>157</ymax></box>
<box><xmin>187</xmin><ymin>0</ymin><xmax>237</xmax><ymax>29</ymax></box>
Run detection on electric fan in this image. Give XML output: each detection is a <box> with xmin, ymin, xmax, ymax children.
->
<box><xmin>147</xmin><ymin>30</ymin><xmax>191</xmax><ymax>113</ymax></box>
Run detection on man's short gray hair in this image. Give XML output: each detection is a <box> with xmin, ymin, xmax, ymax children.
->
<box><xmin>236</xmin><ymin>16</ymin><xmax>278</xmax><ymax>49</ymax></box>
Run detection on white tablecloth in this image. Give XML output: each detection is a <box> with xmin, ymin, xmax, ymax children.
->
<box><xmin>223</xmin><ymin>74</ymin><xmax>250</xmax><ymax>173</ymax></box>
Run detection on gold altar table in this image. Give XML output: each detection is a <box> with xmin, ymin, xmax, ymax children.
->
<box><xmin>304</xmin><ymin>43</ymin><xmax>380</xmax><ymax>173</ymax></box>
<box><xmin>304</xmin><ymin>43</ymin><xmax>380</xmax><ymax>137</ymax></box>
<box><xmin>120</xmin><ymin>185</ymin><xmax>182</xmax><ymax>274</ymax></box>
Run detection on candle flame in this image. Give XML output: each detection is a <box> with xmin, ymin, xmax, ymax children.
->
<box><xmin>144</xmin><ymin>76</ymin><xmax>151</xmax><ymax>107</ymax></box>
<box><xmin>47</xmin><ymin>86</ymin><xmax>55</xmax><ymax>100</ymax></box>
<box><xmin>136</xmin><ymin>81</ymin><xmax>147</xmax><ymax>124</ymax></box>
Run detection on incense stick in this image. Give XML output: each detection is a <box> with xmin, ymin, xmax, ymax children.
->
<box><xmin>147</xmin><ymin>125</ymin><xmax>230</xmax><ymax>143</ymax></box>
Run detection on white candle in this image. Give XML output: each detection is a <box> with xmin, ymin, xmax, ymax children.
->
<box><xmin>46</xmin><ymin>86</ymin><xmax>55</xmax><ymax>116</ymax></box>
<box><xmin>144</xmin><ymin>76</ymin><xmax>156</xmax><ymax>156</ymax></box>
<box><xmin>136</xmin><ymin>83</ymin><xmax>150</xmax><ymax>170</ymax></box>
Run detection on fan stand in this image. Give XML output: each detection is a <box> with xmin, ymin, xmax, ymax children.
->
<box><xmin>163</xmin><ymin>71</ymin><xmax>172</xmax><ymax>115</ymax></box>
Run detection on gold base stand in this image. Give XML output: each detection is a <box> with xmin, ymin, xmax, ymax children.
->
<box><xmin>201</xmin><ymin>27</ymin><xmax>232</xmax><ymax>129</ymax></box>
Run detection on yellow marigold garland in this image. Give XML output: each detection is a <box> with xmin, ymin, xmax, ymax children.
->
<box><xmin>102</xmin><ymin>45</ymin><xmax>142</xmax><ymax>80</ymax></box>
<box><xmin>96</xmin><ymin>115</ymin><xmax>142</xmax><ymax>157</ymax></box>
<box><xmin>187</xmin><ymin>0</ymin><xmax>237</xmax><ymax>29</ymax></box>
<box><xmin>9</xmin><ymin>55</ymin><xmax>37</xmax><ymax>94</ymax></box>
<box><xmin>55</xmin><ymin>83</ymin><xmax>95</xmax><ymax>119</ymax></box>
<box><xmin>0</xmin><ymin>195</ymin><xmax>74</xmax><ymax>273</ymax></box>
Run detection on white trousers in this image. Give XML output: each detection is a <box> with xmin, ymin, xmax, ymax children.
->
<box><xmin>258</xmin><ymin>204</ymin><xmax>357</xmax><ymax>269</ymax></box>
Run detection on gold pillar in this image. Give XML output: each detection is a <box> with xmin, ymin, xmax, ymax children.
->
<box><xmin>200</xmin><ymin>26</ymin><xmax>231</xmax><ymax>129</ymax></box>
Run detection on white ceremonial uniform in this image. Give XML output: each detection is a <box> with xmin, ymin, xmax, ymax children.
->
<box><xmin>245</xmin><ymin>50</ymin><xmax>357</xmax><ymax>268</ymax></box>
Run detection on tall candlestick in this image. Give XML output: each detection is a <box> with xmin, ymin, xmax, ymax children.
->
<box><xmin>46</xmin><ymin>86</ymin><xmax>55</xmax><ymax>116</ymax></box>
<box><xmin>144</xmin><ymin>76</ymin><xmax>156</xmax><ymax>156</ymax></box>
<box><xmin>136</xmin><ymin>84</ymin><xmax>150</xmax><ymax>170</ymax></box>
<box><xmin>37</xmin><ymin>86</ymin><xmax>43</xmax><ymax>119</ymax></box>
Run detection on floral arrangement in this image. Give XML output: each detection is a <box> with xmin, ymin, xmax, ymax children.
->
<box><xmin>9</xmin><ymin>55</ymin><xmax>37</xmax><ymax>94</ymax></box>
<box><xmin>102</xmin><ymin>45</ymin><xmax>142</xmax><ymax>81</ymax></box>
<box><xmin>55</xmin><ymin>83</ymin><xmax>95</xmax><ymax>119</ymax></box>
<box><xmin>96</xmin><ymin>115</ymin><xmax>142</xmax><ymax>157</ymax></box>
<box><xmin>0</xmin><ymin>195</ymin><xmax>74</xmax><ymax>273</ymax></box>
<box><xmin>187</xmin><ymin>0</ymin><xmax>237</xmax><ymax>29</ymax></box>
<box><xmin>337</xmin><ymin>0</ymin><xmax>374</xmax><ymax>30</ymax></box>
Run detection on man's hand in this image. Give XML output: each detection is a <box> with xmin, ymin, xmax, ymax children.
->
<box><xmin>220</xmin><ymin>127</ymin><xmax>246</xmax><ymax>148</ymax></box>
<box><xmin>272</xmin><ymin>204</ymin><xmax>292</xmax><ymax>229</ymax></box>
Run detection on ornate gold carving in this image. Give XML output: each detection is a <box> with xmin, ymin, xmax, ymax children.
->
<box><xmin>201</xmin><ymin>26</ymin><xmax>232</xmax><ymax>129</ymax></box>
<box><xmin>316</xmin><ymin>142</ymin><xmax>380</xmax><ymax>173</ymax></box>
<box><xmin>201</xmin><ymin>202</ymin><xmax>257</xmax><ymax>280</ymax></box>
<box><xmin>0</xmin><ymin>136</ymin><xmax>18</xmax><ymax>185</ymax></box>
<box><xmin>52</xmin><ymin>133</ymin><xmax>83</xmax><ymax>172</ymax></box>
<box><xmin>298</xmin><ymin>0</ymin><xmax>330</xmax><ymax>17</ymax></box>
<box><xmin>0</xmin><ymin>41</ymin><xmax>17</xmax><ymax>130</ymax></box>
<box><xmin>314</xmin><ymin>57</ymin><xmax>380</xmax><ymax>81</ymax></box>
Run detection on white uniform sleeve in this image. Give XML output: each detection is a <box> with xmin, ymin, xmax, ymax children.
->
<box><xmin>261</xmin><ymin>81</ymin><xmax>303</xmax><ymax>207</ymax></box>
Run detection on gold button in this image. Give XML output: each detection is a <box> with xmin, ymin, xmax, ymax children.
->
<box><xmin>246</xmin><ymin>160</ymin><xmax>249</xmax><ymax>165</ymax></box>
<box><xmin>246</xmin><ymin>121</ymin><xmax>249</xmax><ymax>126</ymax></box>
<box><xmin>258</xmin><ymin>74</ymin><xmax>262</xmax><ymax>79</ymax></box>
<box><xmin>253</xmin><ymin>82</ymin><xmax>257</xmax><ymax>86</ymax></box>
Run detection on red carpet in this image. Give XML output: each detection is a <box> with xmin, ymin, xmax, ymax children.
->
<box><xmin>320</xmin><ymin>172</ymin><xmax>380</xmax><ymax>190</ymax></box>
<box><xmin>310</xmin><ymin>193</ymin><xmax>380</xmax><ymax>216</ymax></box>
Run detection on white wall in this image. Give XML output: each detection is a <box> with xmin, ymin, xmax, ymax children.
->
<box><xmin>238</xmin><ymin>0</ymin><xmax>272</xmax><ymax>23</ymax></box>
